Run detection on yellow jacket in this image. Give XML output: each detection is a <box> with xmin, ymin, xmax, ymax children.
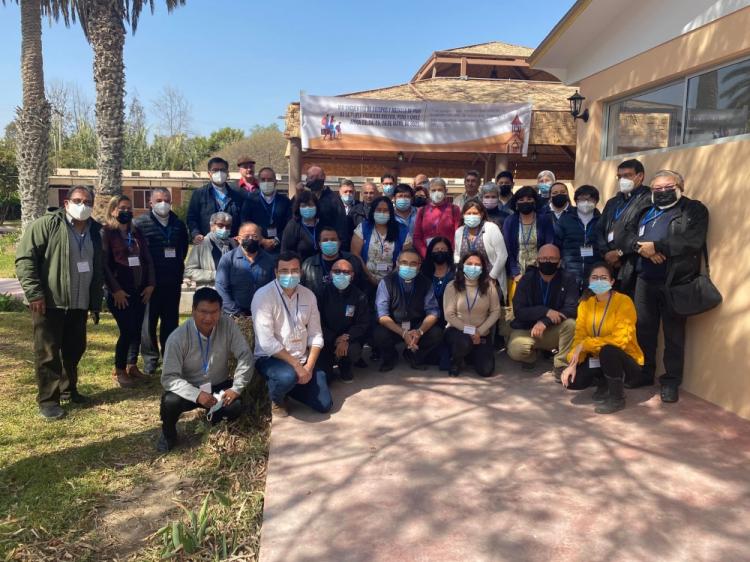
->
<box><xmin>568</xmin><ymin>291</ymin><xmax>644</xmax><ymax>366</ymax></box>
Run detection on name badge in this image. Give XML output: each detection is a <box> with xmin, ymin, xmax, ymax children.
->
<box><xmin>199</xmin><ymin>382</ymin><xmax>212</xmax><ymax>394</ymax></box>
<box><xmin>401</xmin><ymin>321</ymin><xmax>411</xmax><ymax>332</ymax></box>
<box><xmin>607</xmin><ymin>231</ymin><xmax>614</xmax><ymax>243</ymax></box>
<box><xmin>580</xmin><ymin>246</ymin><xmax>594</xmax><ymax>258</ymax></box>
<box><xmin>463</xmin><ymin>325</ymin><xmax>476</xmax><ymax>335</ymax></box>
<box><xmin>589</xmin><ymin>357</ymin><xmax>601</xmax><ymax>369</ymax></box>
<box><xmin>376</xmin><ymin>262</ymin><xmax>390</xmax><ymax>272</ymax></box>
<box><xmin>128</xmin><ymin>256</ymin><xmax>140</xmax><ymax>267</ymax></box>
<box><xmin>638</xmin><ymin>225</ymin><xmax>645</xmax><ymax>237</ymax></box>
<box><xmin>164</xmin><ymin>247</ymin><xmax>177</xmax><ymax>258</ymax></box>
<box><xmin>345</xmin><ymin>305</ymin><xmax>355</xmax><ymax>317</ymax></box>
<box><xmin>267</xmin><ymin>228</ymin><xmax>277</xmax><ymax>238</ymax></box>
<box><xmin>76</xmin><ymin>261</ymin><xmax>90</xmax><ymax>273</ymax></box>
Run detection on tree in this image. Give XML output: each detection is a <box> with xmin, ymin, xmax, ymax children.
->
<box><xmin>0</xmin><ymin>139</ymin><xmax>19</xmax><ymax>224</ymax></box>
<box><xmin>152</xmin><ymin>85</ymin><xmax>192</xmax><ymax>137</ymax></box>
<box><xmin>213</xmin><ymin>124</ymin><xmax>287</xmax><ymax>173</ymax></box>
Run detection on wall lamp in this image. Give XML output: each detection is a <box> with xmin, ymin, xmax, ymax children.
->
<box><xmin>567</xmin><ymin>90</ymin><xmax>589</xmax><ymax>122</ymax></box>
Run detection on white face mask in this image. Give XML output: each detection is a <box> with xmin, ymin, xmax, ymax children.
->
<box><xmin>618</xmin><ymin>177</ymin><xmax>635</xmax><ymax>194</ymax></box>
<box><xmin>153</xmin><ymin>201</ymin><xmax>171</xmax><ymax>217</ymax></box>
<box><xmin>577</xmin><ymin>201</ymin><xmax>596</xmax><ymax>214</ymax></box>
<box><xmin>259</xmin><ymin>181</ymin><xmax>276</xmax><ymax>195</ymax></box>
<box><xmin>430</xmin><ymin>191</ymin><xmax>445</xmax><ymax>204</ymax></box>
<box><xmin>211</xmin><ymin>171</ymin><xmax>228</xmax><ymax>185</ymax></box>
<box><xmin>67</xmin><ymin>202</ymin><xmax>92</xmax><ymax>221</ymax></box>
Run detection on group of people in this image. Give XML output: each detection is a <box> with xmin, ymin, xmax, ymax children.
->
<box><xmin>15</xmin><ymin>156</ymin><xmax>709</xmax><ymax>451</ymax></box>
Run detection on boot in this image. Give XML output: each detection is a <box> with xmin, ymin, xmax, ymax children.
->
<box><xmin>113</xmin><ymin>368</ymin><xmax>138</xmax><ymax>388</ymax></box>
<box><xmin>595</xmin><ymin>377</ymin><xmax>625</xmax><ymax>414</ymax></box>
<box><xmin>127</xmin><ymin>364</ymin><xmax>147</xmax><ymax>380</ymax></box>
<box><xmin>591</xmin><ymin>375</ymin><xmax>608</xmax><ymax>403</ymax></box>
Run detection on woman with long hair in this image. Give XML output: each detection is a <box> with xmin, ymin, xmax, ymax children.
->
<box><xmin>420</xmin><ymin>236</ymin><xmax>455</xmax><ymax>323</ymax></box>
<box><xmin>102</xmin><ymin>195</ymin><xmax>155</xmax><ymax>388</ymax></box>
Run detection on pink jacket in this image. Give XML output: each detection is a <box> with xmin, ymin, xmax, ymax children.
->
<box><xmin>413</xmin><ymin>201</ymin><xmax>462</xmax><ymax>257</ymax></box>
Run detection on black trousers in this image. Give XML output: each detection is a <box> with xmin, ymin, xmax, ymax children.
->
<box><xmin>568</xmin><ymin>344</ymin><xmax>642</xmax><ymax>390</ymax></box>
<box><xmin>373</xmin><ymin>322</ymin><xmax>443</xmax><ymax>365</ymax></box>
<box><xmin>318</xmin><ymin>337</ymin><xmax>363</xmax><ymax>374</ymax></box>
<box><xmin>444</xmin><ymin>327</ymin><xmax>495</xmax><ymax>377</ymax></box>
<box><xmin>32</xmin><ymin>308</ymin><xmax>88</xmax><ymax>406</ymax></box>
<box><xmin>142</xmin><ymin>283</ymin><xmax>181</xmax><ymax>370</ymax></box>
<box><xmin>107</xmin><ymin>292</ymin><xmax>146</xmax><ymax>369</ymax></box>
<box><xmin>160</xmin><ymin>379</ymin><xmax>242</xmax><ymax>441</ymax></box>
<box><xmin>634</xmin><ymin>277</ymin><xmax>687</xmax><ymax>387</ymax></box>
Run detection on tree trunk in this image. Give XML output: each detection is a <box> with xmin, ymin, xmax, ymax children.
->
<box><xmin>17</xmin><ymin>0</ymin><xmax>51</xmax><ymax>231</ymax></box>
<box><xmin>87</xmin><ymin>0</ymin><xmax>126</xmax><ymax>219</ymax></box>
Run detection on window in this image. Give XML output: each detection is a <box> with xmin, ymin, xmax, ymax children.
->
<box><xmin>605</xmin><ymin>56</ymin><xmax>750</xmax><ymax>157</ymax></box>
<box><xmin>132</xmin><ymin>189</ymin><xmax>152</xmax><ymax>210</ymax></box>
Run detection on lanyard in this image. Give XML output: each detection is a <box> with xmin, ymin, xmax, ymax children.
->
<box><xmin>156</xmin><ymin>220</ymin><xmax>172</xmax><ymax>245</ymax></box>
<box><xmin>275</xmin><ymin>281</ymin><xmax>300</xmax><ymax>327</ymax></box>
<box><xmin>592</xmin><ymin>293</ymin><xmax>613</xmax><ymax>337</ymax></box>
<box><xmin>432</xmin><ymin>274</ymin><xmax>448</xmax><ymax>299</ymax></box>
<box><xmin>463</xmin><ymin>224</ymin><xmax>483</xmax><ymax>251</ymax></box>
<box><xmin>465</xmin><ymin>287</ymin><xmax>480</xmax><ymax>313</ymax></box>
<box><xmin>520</xmin><ymin>221</ymin><xmax>534</xmax><ymax>248</ymax></box>
<box><xmin>67</xmin><ymin>222</ymin><xmax>88</xmax><ymax>253</ymax></box>
<box><xmin>195</xmin><ymin>325</ymin><xmax>211</xmax><ymax>374</ymax></box>
<box><xmin>641</xmin><ymin>207</ymin><xmax>664</xmax><ymax>226</ymax></box>
<box><xmin>213</xmin><ymin>187</ymin><xmax>228</xmax><ymax>207</ymax></box>
<box><xmin>580</xmin><ymin>220</ymin><xmax>593</xmax><ymax>245</ymax></box>
<box><xmin>398</xmin><ymin>278</ymin><xmax>415</xmax><ymax>310</ymax></box>
<box><xmin>539</xmin><ymin>277</ymin><xmax>552</xmax><ymax>306</ymax></box>
<box><xmin>374</xmin><ymin>227</ymin><xmax>387</xmax><ymax>256</ymax></box>
<box><xmin>260</xmin><ymin>195</ymin><xmax>277</xmax><ymax>224</ymax></box>
<box><xmin>613</xmin><ymin>195</ymin><xmax>635</xmax><ymax>221</ymax></box>
<box><xmin>301</xmin><ymin>223</ymin><xmax>317</xmax><ymax>249</ymax></box>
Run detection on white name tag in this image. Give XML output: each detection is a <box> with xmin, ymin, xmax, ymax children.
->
<box><xmin>76</xmin><ymin>261</ymin><xmax>90</xmax><ymax>273</ymax></box>
<box><xmin>401</xmin><ymin>321</ymin><xmax>411</xmax><ymax>332</ymax></box>
<box><xmin>580</xmin><ymin>246</ymin><xmax>594</xmax><ymax>258</ymax></box>
<box><xmin>164</xmin><ymin>247</ymin><xmax>176</xmax><ymax>258</ymax></box>
<box><xmin>638</xmin><ymin>225</ymin><xmax>645</xmax><ymax>237</ymax></box>
<box><xmin>267</xmin><ymin>228</ymin><xmax>277</xmax><ymax>238</ymax></box>
<box><xmin>376</xmin><ymin>262</ymin><xmax>390</xmax><ymax>272</ymax></box>
<box><xmin>607</xmin><ymin>231</ymin><xmax>614</xmax><ymax>243</ymax></box>
<box><xmin>463</xmin><ymin>325</ymin><xmax>476</xmax><ymax>335</ymax></box>
<box><xmin>199</xmin><ymin>382</ymin><xmax>212</xmax><ymax>394</ymax></box>
<box><xmin>128</xmin><ymin>256</ymin><xmax>140</xmax><ymax>267</ymax></box>
<box><xmin>589</xmin><ymin>357</ymin><xmax>601</xmax><ymax>369</ymax></box>
<box><xmin>345</xmin><ymin>305</ymin><xmax>355</xmax><ymax>317</ymax></box>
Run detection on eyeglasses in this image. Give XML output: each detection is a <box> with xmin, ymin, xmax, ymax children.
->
<box><xmin>538</xmin><ymin>258</ymin><xmax>560</xmax><ymax>264</ymax></box>
<box><xmin>69</xmin><ymin>198</ymin><xmax>91</xmax><ymax>206</ymax></box>
<box><xmin>651</xmin><ymin>185</ymin><xmax>676</xmax><ymax>192</ymax></box>
<box><xmin>331</xmin><ymin>269</ymin><xmax>352</xmax><ymax>275</ymax></box>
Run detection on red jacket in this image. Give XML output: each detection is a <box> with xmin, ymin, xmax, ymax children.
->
<box><xmin>413</xmin><ymin>201</ymin><xmax>461</xmax><ymax>257</ymax></box>
<box><xmin>237</xmin><ymin>177</ymin><xmax>258</xmax><ymax>193</ymax></box>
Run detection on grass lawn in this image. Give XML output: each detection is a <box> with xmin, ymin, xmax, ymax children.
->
<box><xmin>0</xmin><ymin>237</ymin><xmax>16</xmax><ymax>278</ymax></box>
<box><xmin>0</xmin><ymin>311</ymin><xmax>270</xmax><ymax>560</ymax></box>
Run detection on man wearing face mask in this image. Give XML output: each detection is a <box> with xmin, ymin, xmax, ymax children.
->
<box><xmin>351</xmin><ymin>181</ymin><xmax>379</xmax><ymax>227</ymax></box>
<box><xmin>187</xmin><ymin>157</ymin><xmax>246</xmax><ymax>245</ymax></box>
<box><xmin>317</xmin><ymin>259</ymin><xmax>370</xmax><ymax>382</ymax></box>
<box><xmin>301</xmin><ymin>226</ymin><xmax>368</xmax><ymax>295</ymax></box>
<box><xmin>631</xmin><ymin>170</ymin><xmax>708</xmax><ymax>403</ymax></box>
<box><xmin>549</xmin><ymin>182</ymin><xmax>573</xmax><ymax>227</ymax></box>
<box><xmin>556</xmin><ymin>185</ymin><xmax>602</xmax><ymax>289</ymax></box>
<box><xmin>495</xmin><ymin>171</ymin><xmax>515</xmax><ymax>212</ymax></box>
<box><xmin>16</xmin><ymin>185</ymin><xmax>104</xmax><ymax>420</ymax></box>
<box><xmin>184</xmin><ymin>212</ymin><xmax>237</xmax><ymax>289</ymax></box>
<box><xmin>135</xmin><ymin>188</ymin><xmax>190</xmax><ymax>375</ymax></box>
<box><xmin>240</xmin><ymin>166</ymin><xmax>291</xmax><ymax>256</ymax></box>
<box><xmin>236</xmin><ymin>156</ymin><xmax>258</xmax><ymax>193</ymax></box>
<box><xmin>453</xmin><ymin>170</ymin><xmax>482</xmax><ymax>209</ymax></box>
<box><xmin>507</xmin><ymin>244</ymin><xmax>579</xmax><ymax>378</ymax></box>
<box><xmin>252</xmin><ymin>251</ymin><xmax>332</xmax><ymax>416</ymax></box>
<box><xmin>393</xmin><ymin>183</ymin><xmax>418</xmax><ymax>235</ymax></box>
<box><xmin>381</xmin><ymin>173</ymin><xmax>397</xmax><ymax>199</ymax></box>
<box><xmin>595</xmin><ymin>159</ymin><xmax>651</xmax><ymax>296</ymax></box>
<box><xmin>305</xmin><ymin>165</ymin><xmax>349</xmax><ymax>249</ymax></box>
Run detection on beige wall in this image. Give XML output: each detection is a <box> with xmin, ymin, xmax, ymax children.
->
<box><xmin>575</xmin><ymin>9</ymin><xmax>750</xmax><ymax>419</ymax></box>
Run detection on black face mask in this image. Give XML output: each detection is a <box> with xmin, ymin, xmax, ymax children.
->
<box><xmin>116</xmin><ymin>210</ymin><xmax>133</xmax><ymax>224</ymax></box>
<box><xmin>306</xmin><ymin>179</ymin><xmax>325</xmax><ymax>191</ymax></box>
<box><xmin>241</xmin><ymin>238</ymin><xmax>260</xmax><ymax>254</ymax></box>
<box><xmin>551</xmin><ymin>194</ymin><xmax>569</xmax><ymax>209</ymax></box>
<box><xmin>538</xmin><ymin>261</ymin><xmax>559</xmax><ymax>276</ymax></box>
<box><xmin>432</xmin><ymin>251</ymin><xmax>450</xmax><ymax>265</ymax></box>
<box><xmin>499</xmin><ymin>185</ymin><xmax>513</xmax><ymax>198</ymax></box>
<box><xmin>414</xmin><ymin>196</ymin><xmax>427</xmax><ymax>208</ymax></box>
<box><xmin>653</xmin><ymin>190</ymin><xmax>678</xmax><ymax>208</ymax></box>
<box><xmin>517</xmin><ymin>202</ymin><xmax>536</xmax><ymax>215</ymax></box>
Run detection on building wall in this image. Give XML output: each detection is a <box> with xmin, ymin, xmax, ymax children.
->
<box><xmin>574</xmin><ymin>9</ymin><xmax>750</xmax><ymax>418</ymax></box>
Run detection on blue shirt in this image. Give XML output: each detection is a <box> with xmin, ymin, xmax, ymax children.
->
<box><xmin>395</xmin><ymin>208</ymin><xmax>418</xmax><ymax>234</ymax></box>
<box><xmin>375</xmin><ymin>278</ymin><xmax>440</xmax><ymax>319</ymax></box>
<box><xmin>215</xmin><ymin>247</ymin><xmax>275</xmax><ymax>315</ymax></box>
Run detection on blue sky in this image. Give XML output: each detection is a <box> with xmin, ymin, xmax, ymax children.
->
<box><xmin>0</xmin><ymin>0</ymin><xmax>574</xmax><ymax>136</ymax></box>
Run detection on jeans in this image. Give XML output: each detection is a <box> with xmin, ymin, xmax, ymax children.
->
<box><xmin>372</xmin><ymin>322</ymin><xmax>444</xmax><ymax>365</ymax></box>
<box><xmin>107</xmin><ymin>293</ymin><xmax>146</xmax><ymax>369</ymax></box>
<box><xmin>634</xmin><ymin>277</ymin><xmax>687</xmax><ymax>387</ymax></box>
<box><xmin>567</xmin><ymin>344</ymin><xmax>642</xmax><ymax>390</ymax></box>
<box><xmin>444</xmin><ymin>327</ymin><xmax>495</xmax><ymax>377</ymax></box>
<box><xmin>140</xmin><ymin>283</ymin><xmax>181</xmax><ymax>372</ymax></box>
<box><xmin>507</xmin><ymin>318</ymin><xmax>576</xmax><ymax>369</ymax></box>
<box><xmin>160</xmin><ymin>379</ymin><xmax>242</xmax><ymax>441</ymax></box>
<box><xmin>255</xmin><ymin>356</ymin><xmax>333</xmax><ymax>413</ymax></box>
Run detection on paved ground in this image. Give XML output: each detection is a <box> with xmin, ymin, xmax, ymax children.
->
<box><xmin>259</xmin><ymin>354</ymin><xmax>750</xmax><ymax>562</ymax></box>
<box><xmin>0</xmin><ymin>278</ymin><xmax>22</xmax><ymax>299</ymax></box>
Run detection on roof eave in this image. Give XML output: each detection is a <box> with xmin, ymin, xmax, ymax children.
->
<box><xmin>528</xmin><ymin>0</ymin><xmax>592</xmax><ymax>69</ymax></box>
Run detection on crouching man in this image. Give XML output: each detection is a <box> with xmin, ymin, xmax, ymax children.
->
<box><xmin>157</xmin><ymin>287</ymin><xmax>253</xmax><ymax>452</ymax></box>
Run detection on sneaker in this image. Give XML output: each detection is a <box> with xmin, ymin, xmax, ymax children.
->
<box><xmin>271</xmin><ymin>400</ymin><xmax>290</xmax><ymax>419</ymax></box>
<box><xmin>39</xmin><ymin>404</ymin><xmax>66</xmax><ymax>421</ymax></box>
<box><xmin>660</xmin><ymin>384</ymin><xmax>679</xmax><ymax>403</ymax></box>
<box><xmin>156</xmin><ymin>432</ymin><xmax>175</xmax><ymax>453</ymax></box>
<box><xmin>113</xmin><ymin>368</ymin><xmax>138</xmax><ymax>388</ymax></box>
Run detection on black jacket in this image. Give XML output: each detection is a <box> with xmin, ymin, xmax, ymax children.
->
<box><xmin>281</xmin><ymin>218</ymin><xmax>319</xmax><ymax>263</ymax></box>
<box><xmin>240</xmin><ymin>192</ymin><xmax>292</xmax><ymax>240</ymax></box>
<box><xmin>557</xmin><ymin>209</ymin><xmax>602</xmax><ymax>283</ymax></box>
<box><xmin>350</xmin><ymin>202</ymin><xmax>369</xmax><ymax>228</ymax></box>
<box><xmin>133</xmin><ymin>211</ymin><xmax>189</xmax><ymax>287</ymax></box>
<box><xmin>595</xmin><ymin>185</ymin><xmax>652</xmax><ymax>292</ymax></box>
<box><xmin>629</xmin><ymin>196</ymin><xmax>709</xmax><ymax>286</ymax></box>
<box><xmin>511</xmin><ymin>266</ymin><xmax>579</xmax><ymax>329</ymax></box>
<box><xmin>312</xmin><ymin>187</ymin><xmax>350</xmax><ymax>249</ymax></box>
<box><xmin>319</xmin><ymin>283</ymin><xmax>370</xmax><ymax>343</ymax></box>
<box><xmin>187</xmin><ymin>183</ymin><xmax>246</xmax><ymax>239</ymax></box>
<box><xmin>301</xmin><ymin>251</ymin><xmax>369</xmax><ymax>295</ymax></box>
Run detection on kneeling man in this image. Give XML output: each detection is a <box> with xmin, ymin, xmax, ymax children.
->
<box><xmin>158</xmin><ymin>288</ymin><xmax>253</xmax><ymax>452</ymax></box>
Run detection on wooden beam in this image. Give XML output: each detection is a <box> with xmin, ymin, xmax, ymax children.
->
<box><xmin>561</xmin><ymin>146</ymin><xmax>576</xmax><ymax>161</ymax></box>
<box><xmin>288</xmin><ymin>138</ymin><xmax>302</xmax><ymax>187</ymax></box>
<box><xmin>460</xmin><ymin>57</ymin><xmax>467</xmax><ymax>77</ymax></box>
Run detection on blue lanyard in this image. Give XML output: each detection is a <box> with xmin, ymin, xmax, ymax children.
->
<box><xmin>398</xmin><ymin>278</ymin><xmax>415</xmax><ymax>310</ymax></box>
<box><xmin>465</xmin><ymin>287</ymin><xmax>480</xmax><ymax>313</ymax></box>
<box><xmin>213</xmin><ymin>187</ymin><xmax>228</xmax><ymax>207</ymax></box>
<box><xmin>539</xmin><ymin>277</ymin><xmax>552</xmax><ymax>306</ymax></box>
<box><xmin>195</xmin><ymin>325</ymin><xmax>211</xmax><ymax>374</ymax></box>
<box><xmin>126</xmin><ymin>231</ymin><xmax>133</xmax><ymax>248</ymax></box>
<box><xmin>592</xmin><ymin>293</ymin><xmax>613</xmax><ymax>337</ymax></box>
<box><xmin>260</xmin><ymin>195</ymin><xmax>277</xmax><ymax>224</ymax></box>
<box><xmin>301</xmin><ymin>223</ymin><xmax>317</xmax><ymax>249</ymax></box>
<box><xmin>374</xmin><ymin>228</ymin><xmax>387</xmax><ymax>255</ymax></box>
<box><xmin>641</xmin><ymin>207</ymin><xmax>664</xmax><ymax>226</ymax></box>
<box><xmin>275</xmin><ymin>281</ymin><xmax>299</xmax><ymax>327</ymax></box>
<box><xmin>613</xmin><ymin>195</ymin><xmax>635</xmax><ymax>221</ymax></box>
<box><xmin>520</xmin><ymin>221</ymin><xmax>534</xmax><ymax>248</ymax></box>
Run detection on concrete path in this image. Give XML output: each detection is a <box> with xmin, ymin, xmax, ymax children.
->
<box><xmin>0</xmin><ymin>278</ymin><xmax>22</xmax><ymax>299</ymax></box>
<box><xmin>259</xmin><ymin>355</ymin><xmax>750</xmax><ymax>562</ymax></box>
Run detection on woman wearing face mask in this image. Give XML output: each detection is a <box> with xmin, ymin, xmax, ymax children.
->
<box><xmin>413</xmin><ymin>177</ymin><xmax>462</xmax><ymax>258</ymax></box>
<box><xmin>548</xmin><ymin>182</ymin><xmax>573</xmax><ymax>225</ymax></box>
<box><xmin>420</xmin><ymin>237</ymin><xmax>456</xmax><ymax>323</ymax></box>
<box><xmin>454</xmin><ymin>201</ymin><xmax>508</xmax><ymax>303</ymax></box>
<box><xmin>102</xmin><ymin>195</ymin><xmax>156</xmax><ymax>388</ymax></box>
<box><xmin>561</xmin><ymin>263</ymin><xmax>643</xmax><ymax>415</ymax></box>
<box><xmin>185</xmin><ymin>212</ymin><xmax>238</xmax><ymax>289</ymax></box>
<box><xmin>413</xmin><ymin>184</ymin><xmax>429</xmax><ymax>208</ymax></box>
<box><xmin>503</xmin><ymin>186</ymin><xmax>557</xmax><ymax>299</ymax></box>
<box><xmin>556</xmin><ymin>185</ymin><xmax>602</xmax><ymax>291</ymax></box>
<box><xmin>281</xmin><ymin>191</ymin><xmax>322</xmax><ymax>262</ymax></box>
<box><xmin>536</xmin><ymin>170</ymin><xmax>556</xmax><ymax>208</ymax></box>
<box><xmin>480</xmin><ymin>182</ymin><xmax>512</xmax><ymax>230</ymax></box>
<box><xmin>443</xmin><ymin>252</ymin><xmax>501</xmax><ymax>377</ymax></box>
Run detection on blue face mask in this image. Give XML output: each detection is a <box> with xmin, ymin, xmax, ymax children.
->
<box><xmin>464</xmin><ymin>215</ymin><xmax>481</xmax><ymax>228</ymax></box>
<box><xmin>341</xmin><ymin>194</ymin><xmax>354</xmax><ymax>205</ymax></box>
<box><xmin>383</xmin><ymin>184</ymin><xmax>395</xmax><ymax>197</ymax></box>
<box><xmin>398</xmin><ymin>265</ymin><xmax>418</xmax><ymax>281</ymax></box>
<box><xmin>300</xmin><ymin>206</ymin><xmax>317</xmax><ymax>220</ymax></box>
<box><xmin>278</xmin><ymin>273</ymin><xmax>301</xmax><ymax>290</ymax></box>
<box><xmin>394</xmin><ymin>198</ymin><xmax>412</xmax><ymax>211</ymax></box>
<box><xmin>320</xmin><ymin>240</ymin><xmax>339</xmax><ymax>257</ymax></box>
<box><xmin>463</xmin><ymin>264</ymin><xmax>482</xmax><ymax>280</ymax></box>
<box><xmin>373</xmin><ymin>211</ymin><xmax>390</xmax><ymax>225</ymax></box>
<box><xmin>214</xmin><ymin>228</ymin><xmax>229</xmax><ymax>240</ymax></box>
<box><xmin>537</xmin><ymin>183</ymin><xmax>552</xmax><ymax>198</ymax></box>
<box><xmin>332</xmin><ymin>272</ymin><xmax>351</xmax><ymax>290</ymax></box>
<box><xmin>588</xmin><ymin>280</ymin><xmax>612</xmax><ymax>295</ymax></box>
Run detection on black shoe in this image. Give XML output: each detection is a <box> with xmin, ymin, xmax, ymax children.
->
<box><xmin>448</xmin><ymin>368</ymin><xmax>460</xmax><ymax>377</ymax></box>
<box><xmin>660</xmin><ymin>384</ymin><xmax>679</xmax><ymax>403</ymax></box>
<box><xmin>370</xmin><ymin>349</ymin><xmax>380</xmax><ymax>362</ymax></box>
<box><xmin>553</xmin><ymin>367</ymin><xmax>563</xmax><ymax>384</ymax></box>
<box><xmin>379</xmin><ymin>360</ymin><xmax>396</xmax><ymax>372</ymax></box>
<box><xmin>405</xmin><ymin>350</ymin><xmax>428</xmax><ymax>371</ymax></box>
<box><xmin>39</xmin><ymin>404</ymin><xmax>66</xmax><ymax>421</ymax></box>
<box><xmin>156</xmin><ymin>432</ymin><xmax>176</xmax><ymax>453</ymax></box>
<box><xmin>624</xmin><ymin>375</ymin><xmax>654</xmax><ymax>389</ymax></box>
<box><xmin>595</xmin><ymin>397</ymin><xmax>626</xmax><ymax>414</ymax></box>
<box><xmin>592</xmin><ymin>384</ymin><xmax>608</xmax><ymax>403</ymax></box>
<box><xmin>339</xmin><ymin>367</ymin><xmax>354</xmax><ymax>383</ymax></box>
<box><xmin>67</xmin><ymin>391</ymin><xmax>90</xmax><ymax>404</ymax></box>
<box><xmin>521</xmin><ymin>362</ymin><xmax>536</xmax><ymax>371</ymax></box>
<box><xmin>354</xmin><ymin>358</ymin><xmax>368</xmax><ymax>368</ymax></box>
